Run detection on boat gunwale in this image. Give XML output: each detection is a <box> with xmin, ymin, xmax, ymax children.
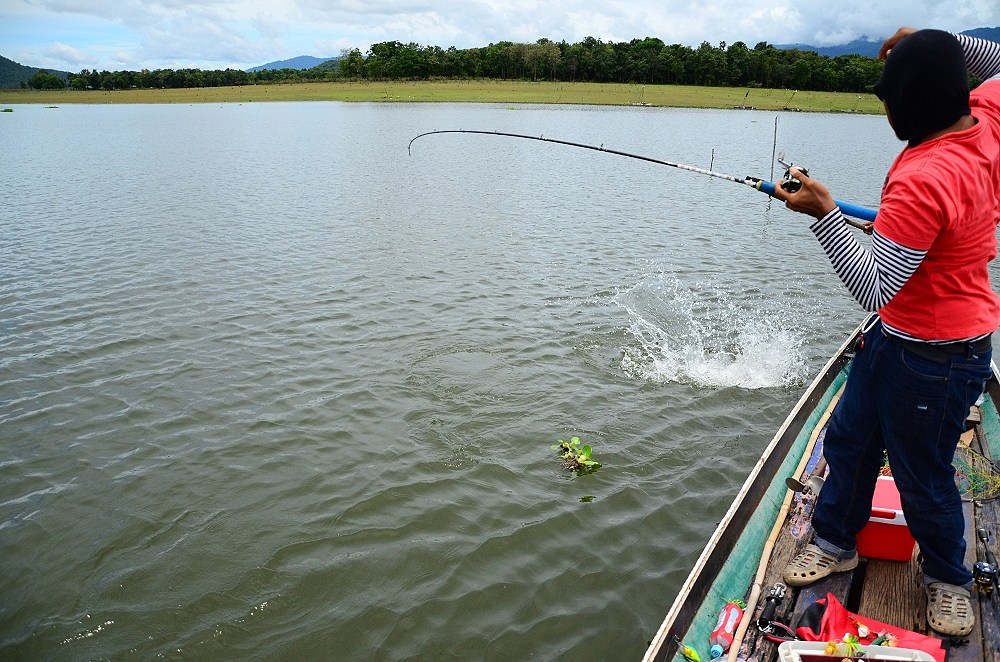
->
<box><xmin>642</xmin><ymin>320</ymin><xmax>867</xmax><ymax>662</ymax></box>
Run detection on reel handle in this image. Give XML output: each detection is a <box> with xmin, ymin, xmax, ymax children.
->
<box><xmin>755</xmin><ymin>582</ymin><xmax>786</xmax><ymax>632</ymax></box>
<box><xmin>780</xmin><ymin>165</ymin><xmax>807</xmax><ymax>193</ymax></box>
<box><xmin>979</xmin><ymin>528</ymin><xmax>999</xmax><ymax>566</ymax></box>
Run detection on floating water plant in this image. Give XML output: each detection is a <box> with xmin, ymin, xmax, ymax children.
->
<box><xmin>552</xmin><ymin>436</ymin><xmax>601</xmax><ymax>475</ymax></box>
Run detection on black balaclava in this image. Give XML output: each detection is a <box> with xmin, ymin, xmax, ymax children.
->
<box><xmin>873</xmin><ymin>29</ymin><xmax>970</xmax><ymax>146</ymax></box>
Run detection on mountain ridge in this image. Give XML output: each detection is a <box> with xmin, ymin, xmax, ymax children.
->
<box><xmin>774</xmin><ymin>37</ymin><xmax>882</xmax><ymax>58</ymax></box>
<box><xmin>246</xmin><ymin>55</ymin><xmax>338</xmax><ymax>72</ymax></box>
<box><xmin>775</xmin><ymin>26</ymin><xmax>1000</xmax><ymax>57</ymax></box>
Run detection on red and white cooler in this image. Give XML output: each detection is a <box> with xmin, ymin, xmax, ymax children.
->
<box><xmin>856</xmin><ymin>476</ymin><xmax>916</xmax><ymax>561</ymax></box>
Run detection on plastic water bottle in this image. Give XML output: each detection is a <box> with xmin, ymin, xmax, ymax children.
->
<box><xmin>709</xmin><ymin>600</ymin><xmax>745</xmax><ymax>659</ymax></box>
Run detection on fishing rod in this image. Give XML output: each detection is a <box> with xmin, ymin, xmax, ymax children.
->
<box><xmin>408</xmin><ymin>129</ymin><xmax>878</xmax><ymax>226</ymax></box>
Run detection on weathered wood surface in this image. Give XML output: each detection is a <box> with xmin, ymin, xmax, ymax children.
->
<box><xmin>855</xmin><ymin>552</ymin><xmax>924</xmax><ymax>632</ymax></box>
<box><xmin>974</xmin><ymin>498</ymin><xmax>1000</xmax><ymax>662</ymax></box>
<box><xmin>966</xmin><ymin>397</ymin><xmax>1000</xmax><ymax>662</ymax></box>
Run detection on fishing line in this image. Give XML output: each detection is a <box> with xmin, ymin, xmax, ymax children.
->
<box><xmin>770</xmin><ymin>118</ymin><xmax>779</xmax><ymax>182</ymax></box>
<box><xmin>408</xmin><ymin>129</ymin><xmax>878</xmax><ymax>226</ymax></box>
<box><xmin>764</xmin><ymin>117</ymin><xmax>779</xmax><ymax>221</ymax></box>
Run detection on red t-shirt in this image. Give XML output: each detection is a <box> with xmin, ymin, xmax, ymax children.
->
<box><xmin>876</xmin><ymin>79</ymin><xmax>1000</xmax><ymax>340</ymax></box>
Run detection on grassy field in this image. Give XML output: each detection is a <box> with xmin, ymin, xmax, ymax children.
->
<box><xmin>0</xmin><ymin>79</ymin><xmax>885</xmax><ymax>114</ymax></box>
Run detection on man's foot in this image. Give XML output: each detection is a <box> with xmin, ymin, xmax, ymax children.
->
<box><xmin>926</xmin><ymin>582</ymin><xmax>974</xmax><ymax>636</ymax></box>
<box><xmin>782</xmin><ymin>544</ymin><xmax>859</xmax><ymax>587</ymax></box>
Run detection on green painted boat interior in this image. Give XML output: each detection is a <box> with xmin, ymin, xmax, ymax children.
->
<box><xmin>679</xmin><ymin>368</ymin><xmax>849</xmax><ymax>654</ymax></box>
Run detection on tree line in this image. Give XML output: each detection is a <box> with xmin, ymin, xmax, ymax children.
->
<box><xmin>339</xmin><ymin>38</ymin><xmax>883</xmax><ymax>92</ymax></box>
<box><xmin>28</xmin><ymin>37</ymin><xmax>887</xmax><ymax>94</ymax></box>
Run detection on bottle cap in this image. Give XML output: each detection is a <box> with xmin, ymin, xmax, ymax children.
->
<box><xmin>710</xmin><ymin>644</ymin><xmax>724</xmax><ymax>659</ymax></box>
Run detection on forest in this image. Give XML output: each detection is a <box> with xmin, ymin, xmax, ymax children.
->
<box><xmin>30</xmin><ymin>37</ymin><xmax>887</xmax><ymax>94</ymax></box>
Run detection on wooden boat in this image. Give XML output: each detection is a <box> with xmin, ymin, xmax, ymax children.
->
<box><xmin>643</xmin><ymin>315</ymin><xmax>1000</xmax><ymax>662</ymax></box>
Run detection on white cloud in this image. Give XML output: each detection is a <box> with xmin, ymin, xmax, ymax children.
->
<box><xmin>790</xmin><ymin>0</ymin><xmax>1000</xmax><ymax>45</ymax></box>
<box><xmin>44</xmin><ymin>41</ymin><xmax>98</xmax><ymax>66</ymax></box>
<box><xmin>2</xmin><ymin>0</ymin><xmax>999</xmax><ymax>71</ymax></box>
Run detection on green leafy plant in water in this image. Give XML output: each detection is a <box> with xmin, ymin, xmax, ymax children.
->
<box><xmin>552</xmin><ymin>436</ymin><xmax>601</xmax><ymax>475</ymax></box>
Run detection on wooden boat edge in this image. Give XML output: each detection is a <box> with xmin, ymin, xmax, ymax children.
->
<box><xmin>642</xmin><ymin>320</ymin><xmax>867</xmax><ymax>662</ymax></box>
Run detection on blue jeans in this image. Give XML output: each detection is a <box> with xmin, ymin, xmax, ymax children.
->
<box><xmin>813</xmin><ymin>319</ymin><xmax>993</xmax><ymax>585</ymax></box>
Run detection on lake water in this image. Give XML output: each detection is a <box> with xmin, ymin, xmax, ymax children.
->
<box><xmin>0</xmin><ymin>100</ymin><xmax>968</xmax><ymax>661</ymax></box>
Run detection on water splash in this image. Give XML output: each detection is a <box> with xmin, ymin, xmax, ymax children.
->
<box><xmin>614</xmin><ymin>273</ymin><xmax>809</xmax><ymax>389</ymax></box>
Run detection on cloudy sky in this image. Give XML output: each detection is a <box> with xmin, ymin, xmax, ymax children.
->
<box><xmin>3</xmin><ymin>0</ymin><xmax>999</xmax><ymax>72</ymax></box>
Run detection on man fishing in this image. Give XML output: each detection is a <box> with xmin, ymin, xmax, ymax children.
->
<box><xmin>773</xmin><ymin>27</ymin><xmax>1000</xmax><ymax>637</ymax></box>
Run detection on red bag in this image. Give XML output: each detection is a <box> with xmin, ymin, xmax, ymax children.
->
<box><xmin>794</xmin><ymin>593</ymin><xmax>945</xmax><ymax>662</ymax></box>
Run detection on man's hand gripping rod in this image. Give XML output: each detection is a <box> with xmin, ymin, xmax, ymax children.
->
<box><xmin>747</xmin><ymin>156</ymin><xmax>877</xmax><ymax>231</ymax></box>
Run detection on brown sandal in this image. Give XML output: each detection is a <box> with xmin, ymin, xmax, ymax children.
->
<box><xmin>926</xmin><ymin>582</ymin><xmax>973</xmax><ymax>636</ymax></box>
<box><xmin>783</xmin><ymin>544</ymin><xmax>859</xmax><ymax>587</ymax></box>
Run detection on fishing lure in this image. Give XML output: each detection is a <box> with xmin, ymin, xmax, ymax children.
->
<box><xmin>672</xmin><ymin>635</ymin><xmax>703</xmax><ymax>662</ymax></box>
<box><xmin>681</xmin><ymin>643</ymin><xmax>703</xmax><ymax>662</ymax></box>
<box><xmin>848</xmin><ymin>617</ymin><xmax>870</xmax><ymax>639</ymax></box>
<box><xmin>870</xmin><ymin>632</ymin><xmax>899</xmax><ymax>648</ymax></box>
<box><xmin>824</xmin><ymin>633</ymin><xmax>862</xmax><ymax>657</ymax></box>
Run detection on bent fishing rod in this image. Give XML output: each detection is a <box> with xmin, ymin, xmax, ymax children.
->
<box><xmin>408</xmin><ymin>129</ymin><xmax>878</xmax><ymax>226</ymax></box>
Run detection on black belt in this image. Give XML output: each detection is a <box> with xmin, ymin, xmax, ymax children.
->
<box><xmin>882</xmin><ymin>329</ymin><xmax>992</xmax><ymax>363</ymax></box>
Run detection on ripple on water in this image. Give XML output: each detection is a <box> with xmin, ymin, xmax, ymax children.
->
<box><xmin>0</xmin><ymin>103</ymin><xmax>902</xmax><ymax>660</ymax></box>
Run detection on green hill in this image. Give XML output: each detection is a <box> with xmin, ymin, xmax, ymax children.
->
<box><xmin>0</xmin><ymin>55</ymin><xmax>72</xmax><ymax>89</ymax></box>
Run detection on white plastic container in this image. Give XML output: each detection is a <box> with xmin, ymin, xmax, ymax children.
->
<box><xmin>777</xmin><ymin>641</ymin><xmax>936</xmax><ymax>662</ymax></box>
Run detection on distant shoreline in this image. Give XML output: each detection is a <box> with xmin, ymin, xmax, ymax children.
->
<box><xmin>0</xmin><ymin>79</ymin><xmax>885</xmax><ymax>114</ymax></box>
